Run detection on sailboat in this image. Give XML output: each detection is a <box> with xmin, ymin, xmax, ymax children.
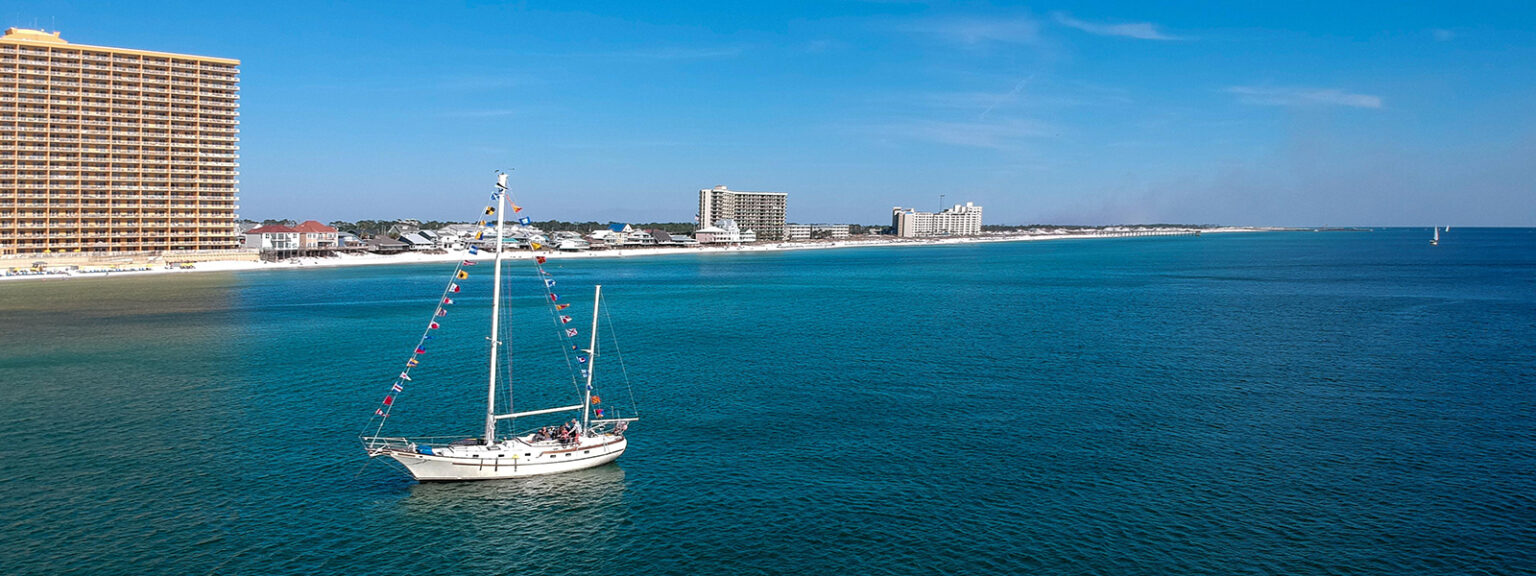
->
<box><xmin>363</xmin><ymin>173</ymin><xmax>638</xmax><ymax>481</ymax></box>
<box><xmin>1431</xmin><ymin>227</ymin><xmax>1440</xmax><ymax>246</ymax></box>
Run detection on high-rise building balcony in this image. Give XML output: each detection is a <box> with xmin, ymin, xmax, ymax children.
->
<box><xmin>1</xmin><ymin>27</ymin><xmax>239</xmax><ymax>255</ymax></box>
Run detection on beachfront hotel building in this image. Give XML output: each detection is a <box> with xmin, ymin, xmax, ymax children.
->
<box><xmin>0</xmin><ymin>28</ymin><xmax>240</xmax><ymax>256</ymax></box>
<box><xmin>698</xmin><ymin>185</ymin><xmax>787</xmax><ymax>241</ymax></box>
<box><xmin>892</xmin><ymin>202</ymin><xmax>983</xmax><ymax>237</ymax></box>
<box><xmin>784</xmin><ymin>223</ymin><xmax>851</xmax><ymax>240</ymax></box>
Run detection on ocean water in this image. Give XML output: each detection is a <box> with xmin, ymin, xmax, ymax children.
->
<box><xmin>1</xmin><ymin>228</ymin><xmax>1533</xmax><ymax>575</ymax></box>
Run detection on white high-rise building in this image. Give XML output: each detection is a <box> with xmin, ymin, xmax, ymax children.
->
<box><xmin>698</xmin><ymin>185</ymin><xmax>786</xmax><ymax>241</ymax></box>
<box><xmin>891</xmin><ymin>203</ymin><xmax>983</xmax><ymax>237</ymax></box>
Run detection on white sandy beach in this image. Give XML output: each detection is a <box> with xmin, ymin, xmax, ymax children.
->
<box><xmin>0</xmin><ymin>227</ymin><xmax>1262</xmax><ymax>282</ymax></box>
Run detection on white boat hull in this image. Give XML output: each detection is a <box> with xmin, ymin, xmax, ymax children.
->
<box><xmin>379</xmin><ymin>434</ymin><xmax>628</xmax><ymax>481</ymax></box>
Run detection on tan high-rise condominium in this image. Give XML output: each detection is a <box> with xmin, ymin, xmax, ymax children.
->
<box><xmin>0</xmin><ymin>28</ymin><xmax>239</xmax><ymax>255</ymax></box>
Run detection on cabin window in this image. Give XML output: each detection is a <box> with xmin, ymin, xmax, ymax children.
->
<box><xmin>584</xmin><ymin>451</ymin><xmax>590</xmax><ymax>454</ymax></box>
<box><xmin>524</xmin><ymin>453</ymin><xmax>530</xmax><ymax>457</ymax></box>
<box><xmin>550</xmin><ymin>455</ymin><xmax>556</xmax><ymax>459</ymax></box>
<box><xmin>497</xmin><ymin>454</ymin><xmax>504</xmax><ymax>458</ymax></box>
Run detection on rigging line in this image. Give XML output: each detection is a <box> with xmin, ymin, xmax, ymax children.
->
<box><xmin>387</xmin><ymin>262</ymin><xmax>465</xmax><ymax>398</ymax></box>
<box><xmin>494</xmin><ymin>189</ymin><xmax>543</xmax><ymax>434</ymax></box>
<box><xmin>532</xmin><ymin>260</ymin><xmax>586</xmax><ymax>395</ymax></box>
<box><xmin>360</xmin><ymin>192</ymin><xmax>486</xmax><ymax>441</ymax></box>
<box><xmin>359</xmin><ymin>259</ymin><xmax>469</xmax><ymax>441</ymax></box>
<box><xmin>498</xmin><ymin>256</ymin><xmax>577</xmax><ymax>433</ymax></box>
<box><xmin>352</xmin><ymin>457</ymin><xmax>377</xmax><ymax>480</ymax></box>
<box><xmin>602</xmin><ymin>301</ymin><xmax>641</xmax><ymax>419</ymax></box>
<box><xmin>499</xmin><ymin>184</ymin><xmax>528</xmax><ymax>233</ymax></box>
<box><xmin>497</xmin><ymin>277</ymin><xmax>515</xmax><ymax>437</ymax></box>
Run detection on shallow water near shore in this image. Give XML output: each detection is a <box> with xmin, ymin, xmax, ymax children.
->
<box><xmin>1</xmin><ymin>228</ymin><xmax>1533</xmax><ymax>575</ymax></box>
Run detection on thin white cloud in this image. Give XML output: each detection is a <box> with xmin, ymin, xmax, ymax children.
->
<box><xmin>979</xmin><ymin>75</ymin><xmax>1033</xmax><ymax>120</ymax></box>
<box><xmin>910</xmin><ymin>84</ymin><xmax>1129</xmax><ymax>113</ymax></box>
<box><xmin>292</xmin><ymin>74</ymin><xmax>543</xmax><ymax>94</ymax></box>
<box><xmin>803</xmin><ymin>39</ymin><xmax>835</xmax><ymax>54</ymax></box>
<box><xmin>438</xmin><ymin>108</ymin><xmax>523</xmax><ymax>118</ymax></box>
<box><xmin>620</xmin><ymin>46</ymin><xmax>743</xmax><ymax>60</ymax></box>
<box><xmin>438</xmin><ymin>76</ymin><xmax>545</xmax><ymax>91</ymax></box>
<box><xmin>530</xmin><ymin>46</ymin><xmax>742</xmax><ymax>61</ymax></box>
<box><xmin>1432</xmin><ymin>29</ymin><xmax>1456</xmax><ymax>42</ymax></box>
<box><xmin>1053</xmin><ymin>12</ymin><xmax>1180</xmax><ymax>41</ymax></box>
<box><xmin>1225</xmin><ymin>86</ymin><xmax>1383</xmax><ymax>109</ymax></box>
<box><xmin>878</xmin><ymin>117</ymin><xmax>1055</xmax><ymax>150</ymax></box>
<box><xmin>910</xmin><ymin>15</ymin><xmax>1043</xmax><ymax>45</ymax></box>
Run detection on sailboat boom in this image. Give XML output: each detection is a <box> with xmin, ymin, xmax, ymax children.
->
<box><xmin>495</xmin><ymin>404</ymin><xmax>584</xmax><ymax>420</ymax></box>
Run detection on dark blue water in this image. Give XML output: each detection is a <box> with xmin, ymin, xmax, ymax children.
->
<box><xmin>2</xmin><ymin>229</ymin><xmax>1533</xmax><ymax>575</ymax></box>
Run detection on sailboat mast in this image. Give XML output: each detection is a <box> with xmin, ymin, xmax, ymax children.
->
<box><xmin>484</xmin><ymin>172</ymin><xmax>509</xmax><ymax>445</ymax></box>
<box><xmin>582</xmin><ymin>285</ymin><xmax>601</xmax><ymax>431</ymax></box>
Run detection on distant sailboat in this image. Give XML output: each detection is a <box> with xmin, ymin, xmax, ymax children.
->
<box><xmin>1431</xmin><ymin>227</ymin><xmax>1439</xmax><ymax>246</ymax></box>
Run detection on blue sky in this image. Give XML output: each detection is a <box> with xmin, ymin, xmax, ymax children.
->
<box><xmin>10</xmin><ymin>1</ymin><xmax>1535</xmax><ymax>225</ymax></box>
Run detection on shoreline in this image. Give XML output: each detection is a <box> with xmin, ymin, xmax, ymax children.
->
<box><xmin>0</xmin><ymin>227</ymin><xmax>1264</xmax><ymax>282</ymax></box>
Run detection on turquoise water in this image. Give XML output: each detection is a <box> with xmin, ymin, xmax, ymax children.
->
<box><xmin>1</xmin><ymin>229</ymin><xmax>1533</xmax><ymax>575</ymax></box>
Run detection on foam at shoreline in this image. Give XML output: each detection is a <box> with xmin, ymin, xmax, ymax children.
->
<box><xmin>0</xmin><ymin>228</ymin><xmax>1261</xmax><ymax>282</ymax></box>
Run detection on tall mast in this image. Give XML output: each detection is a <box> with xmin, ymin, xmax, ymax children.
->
<box><xmin>484</xmin><ymin>172</ymin><xmax>509</xmax><ymax>445</ymax></box>
<box><xmin>582</xmin><ymin>285</ymin><xmax>601</xmax><ymax>431</ymax></box>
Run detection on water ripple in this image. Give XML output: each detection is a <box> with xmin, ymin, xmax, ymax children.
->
<box><xmin>1</xmin><ymin>230</ymin><xmax>1534</xmax><ymax>575</ymax></box>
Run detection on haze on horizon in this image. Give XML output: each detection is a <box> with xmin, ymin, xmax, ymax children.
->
<box><xmin>11</xmin><ymin>1</ymin><xmax>1534</xmax><ymax>227</ymax></box>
